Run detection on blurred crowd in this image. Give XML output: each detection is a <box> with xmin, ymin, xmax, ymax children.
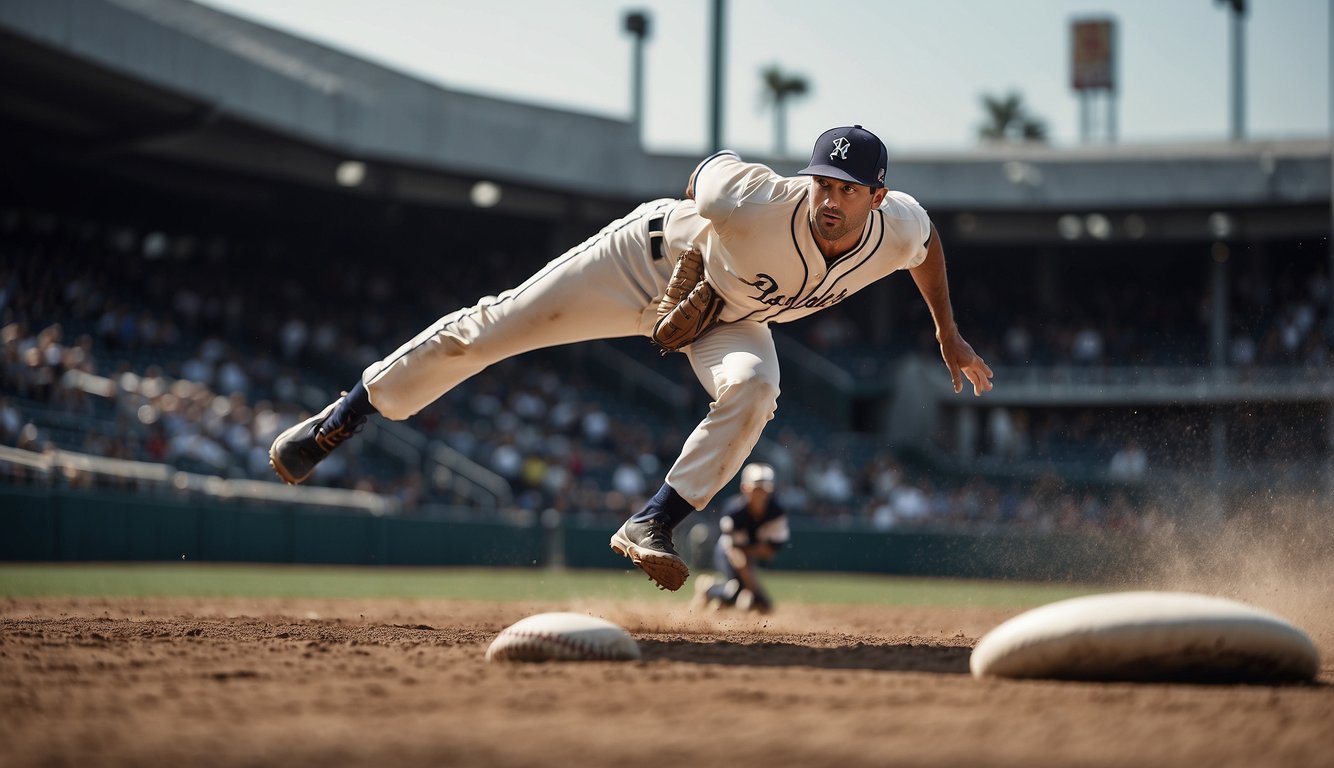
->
<box><xmin>2</xmin><ymin>206</ymin><xmax>1328</xmax><ymax>532</ymax></box>
<box><xmin>798</xmin><ymin>243</ymin><xmax>1334</xmax><ymax>374</ymax></box>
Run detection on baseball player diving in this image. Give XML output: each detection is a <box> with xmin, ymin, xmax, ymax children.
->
<box><xmin>270</xmin><ymin>124</ymin><xmax>994</xmax><ymax>592</ymax></box>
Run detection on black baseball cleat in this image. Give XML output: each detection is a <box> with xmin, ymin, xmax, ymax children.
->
<box><xmin>269</xmin><ymin>397</ymin><xmax>365</xmax><ymax>485</ymax></box>
<box><xmin>610</xmin><ymin>518</ymin><xmax>690</xmax><ymax>591</ymax></box>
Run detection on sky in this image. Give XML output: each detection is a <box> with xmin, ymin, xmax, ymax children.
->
<box><xmin>193</xmin><ymin>0</ymin><xmax>1330</xmax><ymax>159</ymax></box>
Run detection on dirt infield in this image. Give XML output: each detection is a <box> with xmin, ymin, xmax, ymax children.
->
<box><xmin>2</xmin><ymin>596</ymin><xmax>1331</xmax><ymax>768</ymax></box>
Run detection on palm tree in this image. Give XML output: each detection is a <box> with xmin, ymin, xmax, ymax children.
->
<box><xmin>761</xmin><ymin>65</ymin><xmax>810</xmax><ymax>157</ymax></box>
<box><xmin>978</xmin><ymin>91</ymin><xmax>1048</xmax><ymax>144</ymax></box>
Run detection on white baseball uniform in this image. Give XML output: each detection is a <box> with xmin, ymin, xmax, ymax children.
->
<box><xmin>360</xmin><ymin>151</ymin><xmax>932</xmax><ymax>510</ymax></box>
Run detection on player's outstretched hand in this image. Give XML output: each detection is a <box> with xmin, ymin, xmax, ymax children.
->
<box><xmin>938</xmin><ymin>330</ymin><xmax>994</xmax><ymax>396</ymax></box>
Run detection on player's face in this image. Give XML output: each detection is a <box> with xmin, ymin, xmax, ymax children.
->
<box><xmin>808</xmin><ymin>176</ymin><xmax>887</xmax><ymax>243</ymax></box>
<box><xmin>743</xmin><ymin>484</ymin><xmax>772</xmax><ymax>512</ymax></box>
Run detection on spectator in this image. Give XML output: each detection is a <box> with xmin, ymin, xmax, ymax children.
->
<box><xmin>611</xmin><ymin>459</ymin><xmax>647</xmax><ymax>497</ymax></box>
<box><xmin>1070</xmin><ymin>322</ymin><xmax>1104</xmax><ymax>365</ymax></box>
<box><xmin>1108</xmin><ymin>439</ymin><xmax>1148</xmax><ymax>481</ymax></box>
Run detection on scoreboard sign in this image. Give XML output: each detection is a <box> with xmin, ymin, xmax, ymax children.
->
<box><xmin>1071</xmin><ymin>19</ymin><xmax>1116</xmax><ymax>91</ymax></box>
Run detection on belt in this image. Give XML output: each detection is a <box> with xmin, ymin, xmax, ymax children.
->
<box><xmin>648</xmin><ymin>215</ymin><xmax>666</xmax><ymax>260</ymax></box>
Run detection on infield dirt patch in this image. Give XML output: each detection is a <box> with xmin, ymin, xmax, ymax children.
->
<box><xmin>2</xmin><ymin>596</ymin><xmax>1331</xmax><ymax>767</ymax></box>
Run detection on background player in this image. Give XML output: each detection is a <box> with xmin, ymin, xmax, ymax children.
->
<box><xmin>693</xmin><ymin>462</ymin><xmax>789</xmax><ymax>613</ymax></box>
<box><xmin>270</xmin><ymin>124</ymin><xmax>993</xmax><ymax>593</ymax></box>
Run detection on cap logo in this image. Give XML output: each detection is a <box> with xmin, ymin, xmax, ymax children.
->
<box><xmin>830</xmin><ymin>137</ymin><xmax>851</xmax><ymax>160</ymax></box>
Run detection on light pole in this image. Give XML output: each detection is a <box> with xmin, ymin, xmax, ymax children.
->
<box><xmin>710</xmin><ymin>0</ymin><xmax>726</xmax><ymax>153</ymax></box>
<box><xmin>1216</xmin><ymin>0</ymin><xmax>1246</xmax><ymax>141</ymax></box>
<box><xmin>1328</xmin><ymin>0</ymin><xmax>1334</xmax><ymax>341</ymax></box>
<box><xmin>1328</xmin><ymin>0</ymin><xmax>1334</xmax><ymax>493</ymax></box>
<box><xmin>623</xmin><ymin>11</ymin><xmax>651</xmax><ymax>145</ymax></box>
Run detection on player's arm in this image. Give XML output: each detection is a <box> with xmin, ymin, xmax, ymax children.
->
<box><xmin>686</xmin><ymin>151</ymin><xmax>790</xmax><ymax>224</ymax></box>
<box><xmin>722</xmin><ymin>533</ymin><xmax>749</xmax><ymax>566</ymax></box>
<box><xmin>743</xmin><ymin>542</ymin><xmax>777</xmax><ymax>560</ymax></box>
<box><xmin>908</xmin><ymin>222</ymin><xmax>994</xmax><ymax>396</ymax></box>
<box><xmin>738</xmin><ymin>515</ymin><xmax>787</xmax><ymax>563</ymax></box>
<box><xmin>722</xmin><ymin>537</ymin><xmax>765</xmax><ymax>590</ymax></box>
<box><xmin>729</xmin><ymin>548</ymin><xmax>775</xmax><ymax>611</ymax></box>
<box><xmin>727</xmin><ymin>541</ymin><xmax>774</xmax><ymax>570</ymax></box>
<box><xmin>732</xmin><ymin>558</ymin><xmax>765</xmax><ymax>596</ymax></box>
<box><xmin>685</xmin><ymin>150</ymin><xmax>740</xmax><ymax>201</ymax></box>
<box><xmin>723</xmin><ymin>535</ymin><xmax>767</xmax><ymax>572</ymax></box>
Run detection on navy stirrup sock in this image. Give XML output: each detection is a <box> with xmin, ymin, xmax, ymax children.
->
<box><xmin>630</xmin><ymin>483</ymin><xmax>696</xmax><ymax>528</ymax></box>
<box><xmin>328</xmin><ymin>380</ymin><xmax>378</xmax><ymax>430</ymax></box>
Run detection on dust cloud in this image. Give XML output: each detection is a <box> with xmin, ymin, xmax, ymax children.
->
<box><xmin>1123</xmin><ymin>495</ymin><xmax>1334</xmax><ymax>653</ymax></box>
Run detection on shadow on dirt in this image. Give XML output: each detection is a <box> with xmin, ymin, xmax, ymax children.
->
<box><xmin>637</xmin><ymin>639</ymin><xmax>972</xmax><ymax>674</ymax></box>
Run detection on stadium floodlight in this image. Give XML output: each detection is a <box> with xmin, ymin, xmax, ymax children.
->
<box><xmin>623</xmin><ymin>10</ymin><xmax>649</xmax><ymax>36</ymax></box>
<box><xmin>1085</xmin><ymin>214</ymin><xmax>1111</xmax><ymax>240</ymax></box>
<box><xmin>470</xmin><ymin>181</ymin><xmax>502</xmax><ymax>208</ymax></box>
<box><xmin>335</xmin><ymin>160</ymin><xmax>366</xmax><ymax>188</ymax></box>
<box><xmin>1057</xmin><ymin>214</ymin><xmax>1083</xmax><ymax>240</ymax></box>
<box><xmin>1003</xmin><ymin>160</ymin><xmax>1042</xmax><ymax>187</ymax></box>
<box><xmin>1208</xmin><ymin>212</ymin><xmax>1234</xmax><ymax>240</ymax></box>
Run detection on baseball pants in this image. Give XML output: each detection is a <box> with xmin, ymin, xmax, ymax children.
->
<box><xmin>359</xmin><ymin>199</ymin><xmax>781</xmax><ymax>511</ymax></box>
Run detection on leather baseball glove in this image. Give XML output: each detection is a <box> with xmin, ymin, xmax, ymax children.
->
<box><xmin>652</xmin><ymin>247</ymin><xmax>724</xmax><ymax>353</ymax></box>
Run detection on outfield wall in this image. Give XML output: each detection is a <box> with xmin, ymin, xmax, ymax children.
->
<box><xmin>1</xmin><ymin>487</ymin><xmax>1147</xmax><ymax>582</ymax></box>
<box><xmin>0</xmin><ymin>488</ymin><xmax>543</xmax><ymax>568</ymax></box>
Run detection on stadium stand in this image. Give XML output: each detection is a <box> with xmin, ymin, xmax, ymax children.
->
<box><xmin>6</xmin><ymin>198</ymin><xmax>1325</xmax><ymax>533</ymax></box>
<box><xmin>2</xmin><ymin>0</ymin><xmax>1330</xmax><ymax>537</ymax></box>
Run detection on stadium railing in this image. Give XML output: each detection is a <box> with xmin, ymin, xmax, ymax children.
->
<box><xmin>0</xmin><ymin>444</ymin><xmax>398</xmax><ymax>516</ymax></box>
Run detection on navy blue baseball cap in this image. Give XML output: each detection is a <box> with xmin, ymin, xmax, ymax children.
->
<box><xmin>797</xmin><ymin>125</ymin><xmax>888</xmax><ymax>189</ymax></box>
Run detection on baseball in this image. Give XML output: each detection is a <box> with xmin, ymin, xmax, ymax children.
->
<box><xmin>484</xmin><ymin>612</ymin><xmax>641</xmax><ymax>663</ymax></box>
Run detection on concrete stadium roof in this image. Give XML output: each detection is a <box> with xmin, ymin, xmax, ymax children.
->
<box><xmin>1</xmin><ymin>0</ymin><xmax>1329</xmax><ymax>215</ymax></box>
